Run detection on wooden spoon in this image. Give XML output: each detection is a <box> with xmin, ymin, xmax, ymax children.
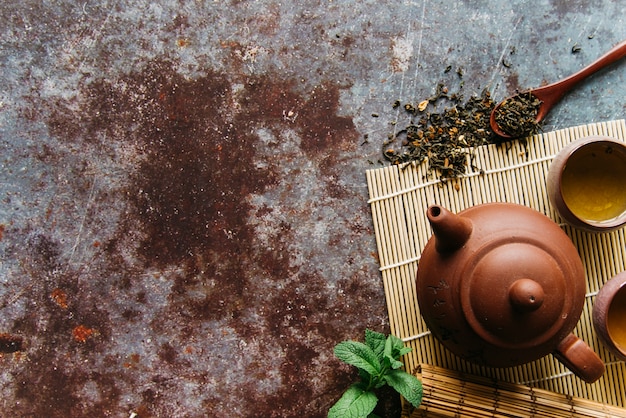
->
<box><xmin>490</xmin><ymin>39</ymin><xmax>626</xmax><ymax>138</ymax></box>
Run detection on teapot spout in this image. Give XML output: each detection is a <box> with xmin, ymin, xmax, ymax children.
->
<box><xmin>427</xmin><ymin>205</ymin><xmax>473</xmax><ymax>254</ymax></box>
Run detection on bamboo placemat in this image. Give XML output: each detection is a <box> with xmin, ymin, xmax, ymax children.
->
<box><xmin>406</xmin><ymin>364</ymin><xmax>626</xmax><ymax>417</ymax></box>
<box><xmin>366</xmin><ymin>120</ymin><xmax>626</xmax><ymax>411</ymax></box>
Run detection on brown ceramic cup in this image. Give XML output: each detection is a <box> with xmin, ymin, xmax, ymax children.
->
<box><xmin>593</xmin><ymin>272</ymin><xmax>626</xmax><ymax>361</ymax></box>
<box><xmin>547</xmin><ymin>136</ymin><xmax>626</xmax><ymax>232</ymax></box>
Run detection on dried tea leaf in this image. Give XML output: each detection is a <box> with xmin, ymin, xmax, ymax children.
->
<box><xmin>493</xmin><ymin>92</ymin><xmax>542</xmax><ymax>138</ymax></box>
<box><xmin>384</xmin><ymin>87</ymin><xmax>500</xmax><ymax>179</ymax></box>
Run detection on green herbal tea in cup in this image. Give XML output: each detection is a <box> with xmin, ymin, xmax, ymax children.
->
<box><xmin>562</xmin><ymin>145</ymin><xmax>626</xmax><ymax>221</ymax></box>
<box><xmin>548</xmin><ymin>137</ymin><xmax>626</xmax><ymax>232</ymax></box>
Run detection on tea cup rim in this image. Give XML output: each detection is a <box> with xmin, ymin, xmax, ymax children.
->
<box><xmin>549</xmin><ymin>136</ymin><xmax>626</xmax><ymax>232</ymax></box>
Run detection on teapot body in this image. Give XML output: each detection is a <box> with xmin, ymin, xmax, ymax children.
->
<box><xmin>417</xmin><ymin>203</ymin><xmax>586</xmax><ymax>367</ymax></box>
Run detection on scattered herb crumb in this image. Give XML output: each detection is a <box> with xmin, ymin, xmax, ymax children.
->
<box><xmin>572</xmin><ymin>43</ymin><xmax>582</xmax><ymax>53</ymax></box>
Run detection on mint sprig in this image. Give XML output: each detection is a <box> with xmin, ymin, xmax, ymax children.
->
<box><xmin>328</xmin><ymin>330</ymin><xmax>423</xmax><ymax>418</ymax></box>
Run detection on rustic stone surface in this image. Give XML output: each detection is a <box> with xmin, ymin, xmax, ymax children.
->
<box><xmin>0</xmin><ymin>1</ymin><xmax>624</xmax><ymax>416</ymax></box>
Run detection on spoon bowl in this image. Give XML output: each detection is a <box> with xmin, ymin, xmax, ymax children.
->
<box><xmin>490</xmin><ymin>39</ymin><xmax>626</xmax><ymax>139</ymax></box>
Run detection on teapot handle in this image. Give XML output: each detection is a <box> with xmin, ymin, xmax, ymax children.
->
<box><xmin>552</xmin><ymin>334</ymin><xmax>605</xmax><ymax>383</ymax></box>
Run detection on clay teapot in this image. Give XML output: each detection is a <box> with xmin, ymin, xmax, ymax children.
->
<box><xmin>416</xmin><ymin>203</ymin><xmax>605</xmax><ymax>383</ymax></box>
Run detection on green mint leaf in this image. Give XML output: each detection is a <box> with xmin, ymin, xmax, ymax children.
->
<box><xmin>383</xmin><ymin>369</ymin><xmax>423</xmax><ymax>408</ymax></box>
<box><xmin>383</xmin><ymin>335</ymin><xmax>395</xmax><ymax>359</ymax></box>
<box><xmin>384</xmin><ymin>334</ymin><xmax>406</xmax><ymax>359</ymax></box>
<box><xmin>398</xmin><ymin>346</ymin><xmax>412</xmax><ymax>357</ymax></box>
<box><xmin>334</xmin><ymin>341</ymin><xmax>382</xmax><ymax>376</ymax></box>
<box><xmin>364</xmin><ymin>329</ymin><xmax>386</xmax><ymax>362</ymax></box>
<box><xmin>328</xmin><ymin>384</ymin><xmax>378</xmax><ymax>418</ymax></box>
<box><xmin>383</xmin><ymin>354</ymin><xmax>404</xmax><ymax>370</ymax></box>
<box><xmin>357</xmin><ymin>367</ymin><xmax>372</xmax><ymax>382</ymax></box>
<box><xmin>373</xmin><ymin>378</ymin><xmax>387</xmax><ymax>389</ymax></box>
<box><xmin>388</xmin><ymin>335</ymin><xmax>404</xmax><ymax>359</ymax></box>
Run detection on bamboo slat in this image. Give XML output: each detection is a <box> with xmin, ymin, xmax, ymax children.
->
<box><xmin>366</xmin><ymin>120</ymin><xmax>626</xmax><ymax>414</ymax></box>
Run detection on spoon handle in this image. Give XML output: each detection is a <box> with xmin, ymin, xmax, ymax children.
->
<box><xmin>538</xmin><ymin>39</ymin><xmax>626</xmax><ymax>109</ymax></box>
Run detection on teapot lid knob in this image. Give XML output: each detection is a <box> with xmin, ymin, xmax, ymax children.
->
<box><xmin>509</xmin><ymin>278</ymin><xmax>544</xmax><ymax>312</ymax></box>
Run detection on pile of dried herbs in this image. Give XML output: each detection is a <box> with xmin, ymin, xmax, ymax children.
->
<box><xmin>383</xmin><ymin>84</ymin><xmax>503</xmax><ymax>179</ymax></box>
<box><xmin>492</xmin><ymin>92</ymin><xmax>542</xmax><ymax>138</ymax></box>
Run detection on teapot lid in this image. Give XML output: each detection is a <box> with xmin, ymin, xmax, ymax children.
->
<box><xmin>460</xmin><ymin>239</ymin><xmax>573</xmax><ymax>348</ymax></box>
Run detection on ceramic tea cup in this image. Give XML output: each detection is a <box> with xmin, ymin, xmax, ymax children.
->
<box><xmin>547</xmin><ymin>136</ymin><xmax>626</xmax><ymax>232</ymax></box>
<box><xmin>593</xmin><ymin>272</ymin><xmax>626</xmax><ymax>361</ymax></box>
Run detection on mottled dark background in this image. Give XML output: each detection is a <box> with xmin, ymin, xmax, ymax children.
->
<box><xmin>0</xmin><ymin>1</ymin><xmax>624</xmax><ymax>417</ymax></box>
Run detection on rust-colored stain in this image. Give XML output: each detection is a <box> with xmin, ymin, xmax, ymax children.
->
<box><xmin>2</xmin><ymin>57</ymin><xmax>383</xmax><ymax>417</ymax></box>
<box><xmin>50</xmin><ymin>288</ymin><xmax>69</xmax><ymax>309</ymax></box>
<box><xmin>123</xmin><ymin>353</ymin><xmax>141</xmax><ymax>369</ymax></box>
<box><xmin>72</xmin><ymin>325</ymin><xmax>95</xmax><ymax>343</ymax></box>
<box><xmin>176</xmin><ymin>38</ymin><xmax>191</xmax><ymax>48</ymax></box>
